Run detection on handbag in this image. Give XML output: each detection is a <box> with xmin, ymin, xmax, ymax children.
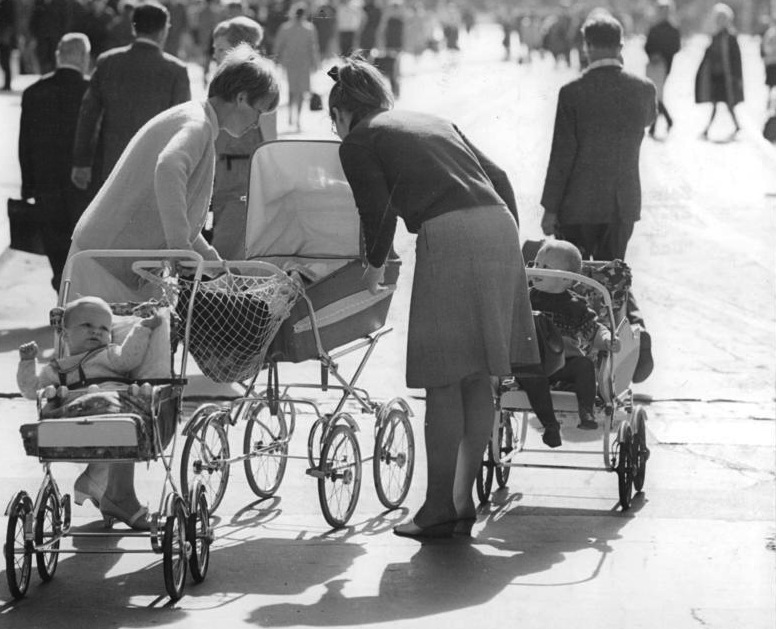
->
<box><xmin>532</xmin><ymin>311</ymin><xmax>565</xmax><ymax>376</ymax></box>
<box><xmin>309</xmin><ymin>92</ymin><xmax>323</xmax><ymax>112</ymax></box>
<box><xmin>7</xmin><ymin>198</ymin><xmax>46</xmax><ymax>256</ymax></box>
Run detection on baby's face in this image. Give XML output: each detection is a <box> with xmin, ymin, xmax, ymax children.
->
<box><xmin>64</xmin><ymin>304</ymin><xmax>112</xmax><ymax>354</ymax></box>
<box><xmin>531</xmin><ymin>248</ymin><xmax>574</xmax><ymax>293</ymax></box>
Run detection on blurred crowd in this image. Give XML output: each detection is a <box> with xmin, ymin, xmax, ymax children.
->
<box><xmin>0</xmin><ymin>0</ymin><xmax>482</xmax><ymax>89</ymax></box>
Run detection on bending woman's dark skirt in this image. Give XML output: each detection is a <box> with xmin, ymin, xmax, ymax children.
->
<box><xmin>406</xmin><ymin>205</ymin><xmax>540</xmax><ymax>389</ymax></box>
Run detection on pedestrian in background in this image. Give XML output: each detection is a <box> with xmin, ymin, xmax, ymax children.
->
<box><xmin>644</xmin><ymin>0</ymin><xmax>681</xmax><ymax>137</ymax></box>
<box><xmin>275</xmin><ymin>2</ymin><xmax>319</xmax><ymax>130</ymax></box>
<box><xmin>71</xmin><ymin>1</ymin><xmax>190</xmax><ymax>192</ymax></box>
<box><xmin>209</xmin><ymin>15</ymin><xmax>278</xmax><ymax>258</ymax></box>
<box><xmin>312</xmin><ymin>0</ymin><xmax>337</xmax><ymax>59</ymax></box>
<box><xmin>29</xmin><ymin>0</ymin><xmax>75</xmax><ymax>74</ymax></box>
<box><xmin>0</xmin><ymin>0</ymin><xmax>16</xmax><ymax>90</ymax></box>
<box><xmin>18</xmin><ymin>33</ymin><xmax>92</xmax><ymax>290</ymax></box>
<box><xmin>695</xmin><ymin>2</ymin><xmax>742</xmax><ymax>139</ymax></box>
<box><xmin>336</xmin><ymin>0</ymin><xmax>361</xmax><ymax>57</ymax></box>
<box><xmin>328</xmin><ymin>58</ymin><xmax>541</xmax><ymax>539</ymax></box>
<box><xmin>761</xmin><ymin>17</ymin><xmax>776</xmax><ymax>109</ymax></box>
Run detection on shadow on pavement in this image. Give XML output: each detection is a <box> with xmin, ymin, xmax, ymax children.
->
<box><xmin>246</xmin><ymin>499</ymin><xmax>638</xmax><ymax>626</ymax></box>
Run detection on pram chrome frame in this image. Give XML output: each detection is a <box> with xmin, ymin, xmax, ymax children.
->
<box><xmin>4</xmin><ymin>250</ymin><xmax>214</xmax><ymax>602</ymax></box>
<box><xmin>177</xmin><ymin>139</ymin><xmax>416</xmax><ymax>529</ymax></box>
<box><xmin>477</xmin><ymin>267</ymin><xmax>650</xmax><ymax>511</ymax></box>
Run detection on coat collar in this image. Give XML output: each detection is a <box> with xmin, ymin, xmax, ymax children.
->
<box><xmin>584</xmin><ymin>58</ymin><xmax>623</xmax><ymax>74</ymax></box>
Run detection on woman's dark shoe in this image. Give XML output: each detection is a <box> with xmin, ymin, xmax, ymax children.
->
<box><xmin>577</xmin><ymin>409</ymin><xmax>597</xmax><ymax>430</ymax></box>
<box><xmin>542</xmin><ymin>424</ymin><xmax>562</xmax><ymax>448</ymax></box>
<box><xmin>393</xmin><ymin>519</ymin><xmax>455</xmax><ymax>539</ymax></box>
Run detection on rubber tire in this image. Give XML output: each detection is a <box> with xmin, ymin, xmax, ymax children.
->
<box><xmin>180</xmin><ymin>412</ymin><xmax>230</xmax><ymax>513</ymax></box>
<box><xmin>35</xmin><ymin>484</ymin><xmax>61</xmax><ymax>582</ymax></box>
<box><xmin>5</xmin><ymin>493</ymin><xmax>33</xmax><ymax>599</ymax></box>
<box><xmin>187</xmin><ymin>488</ymin><xmax>211</xmax><ymax>584</ymax></box>
<box><xmin>476</xmin><ymin>443</ymin><xmax>494</xmax><ymax>504</ymax></box>
<box><xmin>163</xmin><ymin>498</ymin><xmax>188</xmax><ymax>601</ymax></box>
<box><xmin>243</xmin><ymin>401</ymin><xmax>289</xmax><ymax>498</ymax></box>
<box><xmin>373</xmin><ymin>408</ymin><xmax>415</xmax><ymax>509</ymax></box>
<box><xmin>495</xmin><ymin>411</ymin><xmax>515</xmax><ymax>489</ymax></box>
<box><xmin>317</xmin><ymin>425</ymin><xmax>362</xmax><ymax>528</ymax></box>
<box><xmin>633</xmin><ymin>407</ymin><xmax>649</xmax><ymax>493</ymax></box>
<box><xmin>617</xmin><ymin>424</ymin><xmax>634</xmax><ymax>511</ymax></box>
<box><xmin>307</xmin><ymin>416</ymin><xmax>328</xmax><ymax>469</ymax></box>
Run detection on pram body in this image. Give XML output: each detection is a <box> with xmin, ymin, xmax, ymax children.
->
<box><xmin>477</xmin><ymin>260</ymin><xmax>650</xmax><ymax>510</ymax></box>
<box><xmin>178</xmin><ymin>140</ymin><xmax>414</xmax><ymax>529</ymax></box>
<box><xmin>5</xmin><ymin>250</ymin><xmax>214</xmax><ymax>602</ymax></box>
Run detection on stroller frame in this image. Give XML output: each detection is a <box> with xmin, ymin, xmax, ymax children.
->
<box><xmin>4</xmin><ymin>250</ymin><xmax>214</xmax><ymax>602</ymax></box>
<box><xmin>477</xmin><ymin>267</ymin><xmax>650</xmax><ymax>510</ymax></box>
<box><xmin>178</xmin><ymin>274</ymin><xmax>416</xmax><ymax>530</ymax></box>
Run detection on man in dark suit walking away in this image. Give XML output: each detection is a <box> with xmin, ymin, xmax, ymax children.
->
<box><xmin>541</xmin><ymin>12</ymin><xmax>655</xmax><ymax>261</ymax></box>
<box><xmin>540</xmin><ymin>12</ymin><xmax>656</xmax><ymax>383</ymax></box>
<box><xmin>71</xmin><ymin>1</ymin><xmax>191</xmax><ymax>192</ymax></box>
<box><xmin>18</xmin><ymin>33</ymin><xmax>93</xmax><ymax>291</ymax></box>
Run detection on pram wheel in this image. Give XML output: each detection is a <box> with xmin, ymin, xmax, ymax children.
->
<box><xmin>495</xmin><ymin>411</ymin><xmax>517</xmax><ymax>489</ymax></box>
<box><xmin>243</xmin><ymin>401</ymin><xmax>289</xmax><ymax>498</ymax></box>
<box><xmin>632</xmin><ymin>407</ymin><xmax>649</xmax><ymax>493</ymax></box>
<box><xmin>162</xmin><ymin>497</ymin><xmax>188</xmax><ymax>601</ymax></box>
<box><xmin>318</xmin><ymin>425</ymin><xmax>362</xmax><ymax>528</ymax></box>
<box><xmin>181</xmin><ymin>409</ymin><xmax>230</xmax><ymax>513</ymax></box>
<box><xmin>307</xmin><ymin>415</ymin><xmax>329</xmax><ymax>469</ymax></box>
<box><xmin>187</xmin><ymin>486</ymin><xmax>212</xmax><ymax>584</ymax></box>
<box><xmin>616</xmin><ymin>422</ymin><xmax>634</xmax><ymax>510</ymax></box>
<box><xmin>4</xmin><ymin>491</ymin><xmax>33</xmax><ymax>599</ymax></box>
<box><xmin>373</xmin><ymin>408</ymin><xmax>415</xmax><ymax>509</ymax></box>
<box><xmin>476</xmin><ymin>443</ymin><xmax>494</xmax><ymax>504</ymax></box>
<box><xmin>34</xmin><ymin>483</ymin><xmax>61</xmax><ymax>582</ymax></box>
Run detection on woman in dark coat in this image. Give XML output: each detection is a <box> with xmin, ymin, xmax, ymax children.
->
<box><xmin>695</xmin><ymin>3</ymin><xmax>743</xmax><ymax>138</ymax></box>
<box><xmin>328</xmin><ymin>58</ymin><xmax>546</xmax><ymax>539</ymax></box>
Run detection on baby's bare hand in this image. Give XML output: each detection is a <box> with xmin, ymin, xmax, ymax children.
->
<box><xmin>140</xmin><ymin>313</ymin><xmax>163</xmax><ymax>330</ymax></box>
<box><xmin>19</xmin><ymin>341</ymin><xmax>39</xmax><ymax>360</ymax></box>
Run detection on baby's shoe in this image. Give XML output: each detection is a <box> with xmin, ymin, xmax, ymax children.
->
<box><xmin>542</xmin><ymin>423</ymin><xmax>562</xmax><ymax>448</ymax></box>
<box><xmin>577</xmin><ymin>408</ymin><xmax>597</xmax><ymax>431</ymax></box>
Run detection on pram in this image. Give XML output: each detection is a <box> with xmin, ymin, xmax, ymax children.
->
<box><xmin>4</xmin><ymin>250</ymin><xmax>215</xmax><ymax>602</ymax></box>
<box><xmin>177</xmin><ymin>139</ymin><xmax>416</xmax><ymax>529</ymax></box>
<box><xmin>477</xmin><ymin>260</ymin><xmax>650</xmax><ymax>510</ymax></box>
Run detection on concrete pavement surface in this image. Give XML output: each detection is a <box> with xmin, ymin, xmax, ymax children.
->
<box><xmin>0</xmin><ymin>23</ymin><xmax>774</xmax><ymax>629</ymax></box>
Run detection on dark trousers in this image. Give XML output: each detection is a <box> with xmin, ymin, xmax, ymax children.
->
<box><xmin>0</xmin><ymin>42</ymin><xmax>11</xmax><ymax>89</ymax></box>
<box><xmin>37</xmin><ymin>189</ymin><xmax>90</xmax><ymax>291</ymax></box>
<box><xmin>556</xmin><ymin>221</ymin><xmax>634</xmax><ymax>261</ymax></box>
<box><xmin>652</xmin><ymin>100</ymin><xmax>673</xmax><ymax>130</ymax></box>
<box><xmin>549</xmin><ymin>356</ymin><xmax>596</xmax><ymax>415</ymax></box>
<box><xmin>339</xmin><ymin>31</ymin><xmax>356</xmax><ymax>56</ymax></box>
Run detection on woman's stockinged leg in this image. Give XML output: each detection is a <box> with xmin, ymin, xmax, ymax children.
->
<box><xmin>452</xmin><ymin>373</ymin><xmax>496</xmax><ymax>519</ymax></box>
<box><xmin>413</xmin><ymin>381</ymin><xmax>464</xmax><ymax>527</ymax></box>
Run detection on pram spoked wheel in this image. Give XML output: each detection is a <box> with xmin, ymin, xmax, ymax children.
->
<box><xmin>4</xmin><ymin>491</ymin><xmax>33</xmax><ymax>599</ymax></box>
<box><xmin>615</xmin><ymin>422</ymin><xmax>634</xmax><ymax>510</ymax></box>
<box><xmin>187</xmin><ymin>485</ymin><xmax>212</xmax><ymax>583</ymax></box>
<box><xmin>495</xmin><ymin>410</ymin><xmax>526</xmax><ymax>489</ymax></box>
<box><xmin>162</xmin><ymin>496</ymin><xmax>189</xmax><ymax>601</ymax></box>
<box><xmin>34</xmin><ymin>483</ymin><xmax>61</xmax><ymax>582</ymax></box>
<box><xmin>373</xmin><ymin>407</ymin><xmax>415</xmax><ymax>509</ymax></box>
<box><xmin>243</xmin><ymin>401</ymin><xmax>289</xmax><ymax>498</ymax></box>
<box><xmin>317</xmin><ymin>423</ymin><xmax>362</xmax><ymax>528</ymax></box>
<box><xmin>476</xmin><ymin>443</ymin><xmax>494</xmax><ymax>504</ymax></box>
<box><xmin>632</xmin><ymin>406</ymin><xmax>649</xmax><ymax>493</ymax></box>
<box><xmin>181</xmin><ymin>405</ymin><xmax>230</xmax><ymax>513</ymax></box>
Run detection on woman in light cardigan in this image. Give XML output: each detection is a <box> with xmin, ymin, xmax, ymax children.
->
<box><xmin>63</xmin><ymin>44</ymin><xmax>279</xmax><ymax>530</ymax></box>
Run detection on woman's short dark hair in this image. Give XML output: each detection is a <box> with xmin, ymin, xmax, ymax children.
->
<box><xmin>132</xmin><ymin>1</ymin><xmax>169</xmax><ymax>36</ymax></box>
<box><xmin>328</xmin><ymin>56</ymin><xmax>393</xmax><ymax>131</ymax></box>
<box><xmin>209</xmin><ymin>43</ymin><xmax>280</xmax><ymax>111</ymax></box>
<box><xmin>212</xmin><ymin>16</ymin><xmax>264</xmax><ymax>48</ymax></box>
<box><xmin>582</xmin><ymin>13</ymin><xmax>623</xmax><ymax>49</ymax></box>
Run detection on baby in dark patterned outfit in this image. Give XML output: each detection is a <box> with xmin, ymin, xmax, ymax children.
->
<box><xmin>529</xmin><ymin>240</ymin><xmax>620</xmax><ymax>429</ymax></box>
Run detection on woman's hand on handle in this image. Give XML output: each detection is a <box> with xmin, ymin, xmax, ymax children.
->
<box><xmin>363</xmin><ymin>264</ymin><xmax>387</xmax><ymax>295</ymax></box>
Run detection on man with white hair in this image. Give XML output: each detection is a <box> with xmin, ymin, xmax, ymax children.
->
<box><xmin>18</xmin><ymin>32</ymin><xmax>93</xmax><ymax>291</ymax></box>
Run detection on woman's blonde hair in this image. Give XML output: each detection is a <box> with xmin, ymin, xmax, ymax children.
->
<box><xmin>328</xmin><ymin>56</ymin><xmax>393</xmax><ymax>131</ymax></box>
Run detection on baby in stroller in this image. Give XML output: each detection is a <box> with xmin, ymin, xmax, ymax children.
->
<box><xmin>529</xmin><ymin>240</ymin><xmax>621</xmax><ymax>430</ymax></box>
<box><xmin>16</xmin><ymin>296</ymin><xmax>162</xmax><ymax>527</ymax></box>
